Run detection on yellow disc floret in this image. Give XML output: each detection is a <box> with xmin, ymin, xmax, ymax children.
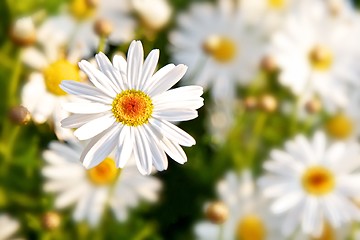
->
<box><xmin>43</xmin><ymin>59</ymin><xmax>80</xmax><ymax>96</ymax></box>
<box><xmin>112</xmin><ymin>90</ymin><xmax>153</xmax><ymax>126</ymax></box>
<box><xmin>302</xmin><ymin>166</ymin><xmax>335</xmax><ymax>196</ymax></box>
<box><xmin>203</xmin><ymin>35</ymin><xmax>237</xmax><ymax>63</ymax></box>
<box><xmin>326</xmin><ymin>113</ymin><xmax>353</xmax><ymax>140</ymax></box>
<box><xmin>236</xmin><ymin>214</ymin><xmax>266</xmax><ymax>240</ymax></box>
<box><xmin>309</xmin><ymin>45</ymin><xmax>333</xmax><ymax>71</ymax></box>
<box><xmin>87</xmin><ymin>157</ymin><xmax>120</xmax><ymax>185</ymax></box>
<box><xmin>70</xmin><ymin>0</ymin><xmax>98</xmax><ymax>20</ymax></box>
<box><xmin>268</xmin><ymin>0</ymin><xmax>286</xmax><ymax>9</ymax></box>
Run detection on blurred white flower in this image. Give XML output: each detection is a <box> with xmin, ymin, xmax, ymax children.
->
<box><xmin>37</xmin><ymin>0</ymin><xmax>135</xmax><ymax>58</ymax></box>
<box><xmin>0</xmin><ymin>214</ymin><xmax>21</xmax><ymax>240</ymax></box>
<box><xmin>259</xmin><ymin>132</ymin><xmax>360</xmax><ymax>237</ymax></box>
<box><xmin>195</xmin><ymin>171</ymin><xmax>282</xmax><ymax>240</ymax></box>
<box><xmin>131</xmin><ymin>0</ymin><xmax>172</xmax><ymax>31</ymax></box>
<box><xmin>60</xmin><ymin>40</ymin><xmax>203</xmax><ymax>175</ymax></box>
<box><xmin>21</xmin><ymin>39</ymin><xmax>82</xmax><ymax>141</ymax></box>
<box><xmin>42</xmin><ymin>140</ymin><xmax>162</xmax><ymax>227</ymax></box>
<box><xmin>169</xmin><ymin>0</ymin><xmax>264</xmax><ymax>104</ymax></box>
<box><xmin>270</xmin><ymin>6</ymin><xmax>359</xmax><ymax>112</ymax></box>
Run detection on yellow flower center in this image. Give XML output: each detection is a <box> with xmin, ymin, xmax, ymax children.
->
<box><xmin>311</xmin><ymin>222</ymin><xmax>335</xmax><ymax>240</ymax></box>
<box><xmin>203</xmin><ymin>36</ymin><xmax>237</xmax><ymax>63</ymax></box>
<box><xmin>325</xmin><ymin>114</ymin><xmax>353</xmax><ymax>139</ymax></box>
<box><xmin>309</xmin><ymin>45</ymin><xmax>333</xmax><ymax>71</ymax></box>
<box><xmin>87</xmin><ymin>157</ymin><xmax>120</xmax><ymax>185</ymax></box>
<box><xmin>43</xmin><ymin>59</ymin><xmax>80</xmax><ymax>96</ymax></box>
<box><xmin>268</xmin><ymin>0</ymin><xmax>286</xmax><ymax>9</ymax></box>
<box><xmin>236</xmin><ymin>214</ymin><xmax>266</xmax><ymax>240</ymax></box>
<box><xmin>302</xmin><ymin>166</ymin><xmax>335</xmax><ymax>196</ymax></box>
<box><xmin>112</xmin><ymin>90</ymin><xmax>153</xmax><ymax>126</ymax></box>
<box><xmin>70</xmin><ymin>0</ymin><xmax>98</xmax><ymax>20</ymax></box>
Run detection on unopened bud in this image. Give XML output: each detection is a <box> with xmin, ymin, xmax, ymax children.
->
<box><xmin>10</xmin><ymin>17</ymin><xmax>36</xmax><ymax>47</ymax></box>
<box><xmin>305</xmin><ymin>98</ymin><xmax>322</xmax><ymax>114</ymax></box>
<box><xmin>42</xmin><ymin>211</ymin><xmax>61</xmax><ymax>230</ymax></box>
<box><xmin>8</xmin><ymin>106</ymin><xmax>31</xmax><ymax>125</ymax></box>
<box><xmin>259</xmin><ymin>94</ymin><xmax>277</xmax><ymax>113</ymax></box>
<box><xmin>260</xmin><ymin>55</ymin><xmax>277</xmax><ymax>73</ymax></box>
<box><xmin>94</xmin><ymin>19</ymin><xmax>113</xmax><ymax>37</ymax></box>
<box><xmin>205</xmin><ymin>201</ymin><xmax>229</xmax><ymax>224</ymax></box>
<box><xmin>86</xmin><ymin>0</ymin><xmax>99</xmax><ymax>8</ymax></box>
<box><xmin>243</xmin><ymin>96</ymin><xmax>258</xmax><ymax>111</ymax></box>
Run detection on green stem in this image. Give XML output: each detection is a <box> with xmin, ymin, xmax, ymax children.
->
<box><xmin>8</xmin><ymin>49</ymin><xmax>22</xmax><ymax>106</ymax></box>
<box><xmin>289</xmin><ymin>97</ymin><xmax>301</xmax><ymax>136</ymax></box>
<box><xmin>3</xmin><ymin>125</ymin><xmax>20</xmax><ymax>162</ymax></box>
<box><xmin>98</xmin><ymin>36</ymin><xmax>106</xmax><ymax>53</ymax></box>
<box><xmin>246</xmin><ymin>112</ymin><xmax>267</xmax><ymax>168</ymax></box>
<box><xmin>217</xmin><ymin>224</ymin><xmax>224</xmax><ymax>240</ymax></box>
<box><xmin>132</xmin><ymin>223</ymin><xmax>155</xmax><ymax>240</ymax></box>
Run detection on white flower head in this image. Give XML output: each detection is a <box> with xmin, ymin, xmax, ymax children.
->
<box><xmin>60</xmin><ymin>40</ymin><xmax>204</xmax><ymax>175</ymax></box>
<box><xmin>0</xmin><ymin>214</ymin><xmax>21</xmax><ymax>240</ymax></box>
<box><xmin>42</xmin><ymin>140</ymin><xmax>162</xmax><ymax>226</ymax></box>
<box><xmin>169</xmin><ymin>0</ymin><xmax>264</xmax><ymax>103</ymax></box>
<box><xmin>259</xmin><ymin>132</ymin><xmax>360</xmax><ymax>237</ymax></box>
<box><xmin>195</xmin><ymin>170</ymin><xmax>282</xmax><ymax>240</ymax></box>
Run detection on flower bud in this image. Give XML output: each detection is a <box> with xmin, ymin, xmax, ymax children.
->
<box><xmin>42</xmin><ymin>211</ymin><xmax>61</xmax><ymax>230</ymax></box>
<box><xmin>243</xmin><ymin>96</ymin><xmax>258</xmax><ymax>111</ymax></box>
<box><xmin>8</xmin><ymin>106</ymin><xmax>31</xmax><ymax>125</ymax></box>
<box><xmin>10</xmin><ymin>17</ymin><xmax>36</xmax><ymax>47</ymax></box>
<box><xmin>205</xmin><ymin>201</ymin><xmax>229</xmax><ymax>224</ymax></box>
<box><xmin>94</xmin><ymin>19</ymin><xmax>113</xmax><ymax>37</ymax></box>
<box><xmin>259</xmin><ymin>94</ymin><xmax>277</xmax><ymax>113</ymax></box>
<box><xmin>260</xmin><ymin>55</ymin><xmax>277</xmax><ymax>73</ymax></box>
<box><xmin>305</xmin><ymin>98</ymin><xmax>322</xmax><ymax>114</ymax></box>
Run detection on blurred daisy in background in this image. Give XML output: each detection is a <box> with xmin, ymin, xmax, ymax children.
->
<box><xmin>42</xmin><ymin>140</ymin><xmax>161</xmax><ymax>226</ymax></box>
<box><xmin>0</xmin><ymin>214</ymin><xmax>21</xmax><ymax>240</ymax></box>
<box><xmin>60</xmin><ymin>40</ymin><xmax>203</xmax><ymax>174</ymax></box>
<box><xmin>169</xmin><ymin>0</ymin><xmax>264</xmax><ymax>104</ymax></box>
<box><xmin>259</xmin><ymin>132</ymin><xmax>360</xmax><ymax>237</ymax></box>
<box><xmin>195</xmin><ymin>171</ymin><xmax>281</xmax><ymax>240</ymax></box>
<box><xmin>37</xmin><ymin>0</ymin><xmax>135</xmax><ymax>58</ymax></box>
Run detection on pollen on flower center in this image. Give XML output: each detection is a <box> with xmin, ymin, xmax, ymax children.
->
<box><xmin>325</xmin><ymin>113</ymin><xmax>353</xmax><ymax>140</ymax></box>
<box><xmin>112</xmin><ymin>89</ymin><xmax>153</xmax><ymax>126</ymax></box>
<box><xmin>236</xmin><ymin>214</ymin><xmax>266</xmax><ymax>240</ymax></box>
<box><xmin>87</xmin><ymin>157</ymin><xmax>120</xmax><ymax>185</ymax></box>
<box><xmin>309</xmin><ymin>45</ymin><xmax>333</xmax><ymax>71</ymax></box>
<box><xmin>70</xmin><ymin>0</ymin><xmax>98</xmax><ymax>20</ymax></box>
<box><xmin>43</xmin><ymin>59</ymin><xmax>80</xmax><ymax>96</ymax></box>
<box><xmin>302</xmin><ymin>166</ymin><xmax>335</xmax><ymax>196</ymax></box>
<box><xmin>203</xmin><ymin>35</ymin><xmax>237</xmax><ymax>63</ymax></box>
<box><xmin>268</xmin><ymin>0</ymin><xmax>286</xmax><ymax>9</ymax></box>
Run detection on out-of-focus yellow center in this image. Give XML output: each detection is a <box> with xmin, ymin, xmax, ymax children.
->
<box><xmin>311</xmin><ymin>222</ymin><xmax>335</xmax><ymax>240</ymax></box>
<box><xmin>302</xmin><ymin>166</ymin><xmax>335</xmax><ymax>196</ymax></box>
<box><xmin>112</xmin><ymin>89</ymin><xmax>153</xmax><ymax>126</ymax></box>
<box><xmin>43</xmin><ymin>59</ymin><xmax>80</xmax><ymax>96</ymax></box>
<box><xmin>309</xmin><ymin>45</ymin><xmax>333</xmax><ymax>71</ymax></box>
<box><xmin>203</xmin><ymin>36</ymin><xmax>237</xmax><ymax>63</ymax></box>
<box><xmin>325</xmin><ymin>114</ymin><xmax>353</xmax><ymax>139</ymax></box>
<box><xmin>87</xmin><ymin>158</ymin><xmax>120</xmax><ymax>185</ymax></box>
<box><xmin>236</xmin><ymin>214</ymin><xmax>266</xmax><ymax>240</ymax></box>
<box><xmin>70</xmin><ymin>0</ymin><xmax>98</xmax><ymax>20</ymax></box>
<box><xmin>268</xmin><ymin>0</ymin><xmax>286</xmax><ymax>9</ymax></box>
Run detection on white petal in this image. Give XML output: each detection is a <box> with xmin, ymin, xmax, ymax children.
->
<box><xmin>127</xmin><ymin>40</ymin><xmax>144</xmax><ymax>89</ymax></box>
<box><xmin>139</xmin><ymin>49</ymin><xmax>159</xmax><ymax>89</ymax></box>
<box><xmin>143</xmin><ymin>63</ymin><xmax>175</xmax><ymax>93</ymax></box>
<box><xmin>74</xmin><ymin>114</ymin><xmax>115</xmax><ymax>140</ymax></box>
<box><xmin>133</xmin><ymin>126</ymin><xmax>153</xmax><ymax>175</ymax></box>
<box><xmin>143</xmin><ymin>124</ymin><xmax>168</xmax><ymax>171</ymax></box>
<box><xmin>160</xmin><ymin>137</ymin><xmax>187</xmax><ymax>164</ymax></box>
<box><xmin>115</xmin><ymin>125</ymin><xmax>133</xmax><ymax>168</ymax></box>
<box><xmin>61</xmin><ymin>113</ymin><xmax>108</xmax><ymax>128</ymax></box>
<box><xmin>87</xmin><ymin>187</ymin><xmax>108</xmax><ymax>227</ymax></box>
<box><xmin>113</xmin><ymin>55</ymin><xmax>128</xmax><ymax>87</ymax></box>
<box><xmin>95</xmin><ymin>52</ymin><xmax>124</xmax><ymax>91</ymax></box>
<box><xmin>271</xmin><ymin>191</ymin><xmax>303</xmax><ymax>214</ymax></box>
<box><xmin>21</xmin><ymin>47</ymin><xmax>48</xmax><ymax>69</ymax></box>
<box><xmin>152</xmin><ymin>109</ymin><xmax>198</xmax><ymax>122</ymax></box>
<box><xmin>55</xmin><ymin>182</ymin><xmax>88</xmax><ymax>208</ymax></box>
<box><xmin>62</xmin><ymin>102</ymin><xmax>112</xmax><ymax>114</ymax></box>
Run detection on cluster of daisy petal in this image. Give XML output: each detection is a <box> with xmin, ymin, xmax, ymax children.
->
<box><xmin>4</xmin><ymin>0</ymin><xmax>360</xmax><ymax>238</ymax></box>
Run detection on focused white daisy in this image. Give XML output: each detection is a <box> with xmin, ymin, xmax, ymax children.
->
<box><xmin>195</xmin><ymin>171</ymin><xmax>282</xmax><ymax>240</ymax></box>
<box><xmin>259</xmin><ymin>132</ymin><xmax>360</xmax><ymax>237</ymax></box>
<box><xmin>42</xmin><ymin>140</ymin><xmax>162</xmax><ymax>226</ymax></box>
<box><xmin>37</xmin><ymin>0</ymin><xmax>135</xmax><ymax>58</ymax></box>
<box><xmin>270</xmin><ymin>7</ymin><xmax>359</xmax><ymax>112</ymax></box>
<box><xmin>60</xmin><ymin>40</ymin><xmax>203</xmax><ymax>175</ymax></box>
<box><xmin>21</xmin><ymin>38</ymin><xmax>83</xmax><ymax>140</ymax></box>
<box><xmin>0</xmin><ymin>214</ymin><xmax>21</xmax><ymax>240</ymax></box>
<box><xmin>169</xmin><ymin>0</ymin><xmax>264</xmax><ymax>103</ymax></box>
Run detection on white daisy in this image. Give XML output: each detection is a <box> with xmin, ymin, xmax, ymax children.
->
<box><xmin>270</xmin><ymin>6</ymin><xmax>359</xmax><ymax>112</ymax></box>
<box><xmin>37</xmin><ymin>0</ymin><xmax>135</xmax><ymax>58</ymax></box>
<box><xmin>21</xmin><ymin>39</ymin><xmax>82</xmax><ymax>141</ymax></box>
<box><xmin>195</xmin><ymin>171</ymin><xmax>282</xmax><ymax>240</ymax></box>
<box><xmin>0</xmin><ymin>214</ymin><xmax>21</xmax><ymax>240</ymax></box>
<box><xmin>169</xmin><ymin>0</ymin><xmax>264</xmax><ymax>103</ymax></box>
<box><xmin>259</xmin><ymin>132</ymin><xmax>360</xmax><ymax>237</ymax></box>
<box><xmin>60</xmin><ymin>40</ymin><xmax>204</xmax><ymax>175</ymax></box>
<box><xmin>42</xmin><ymin>140</ymin><xmax>161</xmax><ymax>226</ymax></box>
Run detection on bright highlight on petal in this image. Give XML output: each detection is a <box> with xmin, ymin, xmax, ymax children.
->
<box><xmin>302</xmin><ymin>166</ymin><xmax>335</xmax><ymax>196</ymax></box>
<box><xmin>87</xmin><ymin>157</ymin><xmax>120</xmax><ymax>185</ymax></box>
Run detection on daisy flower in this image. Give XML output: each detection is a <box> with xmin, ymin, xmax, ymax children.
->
<box><xmin>42</xmin><ymin>140</ymin><xmax>161</xmax><ymax>226</ymax></box>
<box><xmin>60</xmin><ymin>40</ymin><xmax>203</xmax><ymax>175</ymax></box>
<box><xmin>21</xmin><ymin>37</ymin><xmax>82</xmax><ymax>140</ymax></box>
<box><xmin>270</xmin><ymin>6</ymin><xmax>358</xmax><ymax>112</ymax></box>
<box><xmin>169</xmin><ymin>0</ymin><xmax>264</xmax><ymax>103</ymax></box>
<box><xmin>0</xmin><ymin>214</ymin><xmax>21</xmax><ymax>240</ymax></box>
<box><xmin>259</xmin><ymin>132</ymin><xmax>360</xmax><ymax>237</ymax></box>
<box><xmin>37</xmin><ymin>0</ymin><xmax>135</xmax><ymax>58</ymax></box>
<box><xmin>195</xmin><ymin>171</ymin><xmax>282</xmax><ymax>240</ymax></box>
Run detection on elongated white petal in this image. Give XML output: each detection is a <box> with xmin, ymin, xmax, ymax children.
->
<box><xmin>133</xmin><ymin>126</ymin><xmax>153</xmax><ymax>175</ymax></box>
<box><xmin>139</xmin><ymin>49</ymin><xmax>159</xmax><ymax>89</ymax></box>
<box><xmin>127</xmin><ymin>40</ymin><xmax>143</xmax><ymax>89</ymax></box>
<box><xmin>115</xmin><ymin>125</ymin><xmax>133</xmax><ymax>168</ymax></box>
<box><xmin>61</xmin><ymin>113</ymin><xmax>108</xmax><ymax>128</ymax></box>
<box><xmin>62</xmin><ymin>102</ymin><xmax>112</xmax><ymax>114</ymax></box>
<box><xmin>81</xmin><ymin>124</ymin><xmax>120</xmax><ymax>168</ymax></box>
<box><xmin>154</xmin><ymin>99</ymin><xmax>204</xmax><ymax>111</ymax></box>
<box><xmin>95</xmin><ymin>52</ymin><xmax>124</xmax><ymax>91</ymax></box>
<box><xmin>152</xmin><ymin>109</ymin><xmax>198</xmax><ymax>122</ymax></box>
<box><xmin>113</xmin><ymin>55</ymin><xmax>128</xmax><ymax>87</ymax></box>
<box><xmin>74</xmin><ymin>114</ymin><xmax>115</xmax><ymax>140</ymax></box>
<box><xmin>160</xmin><ymin>137</ymin><xmax>187</xmax><ymax>164</ymax></box>
<box><xmin>143</xmin><ymin>124</ymin><xmax>168</xmax><ymax>171</ymax></box>
<box><xmin>143</xmin><ymin>63</ymin><xmax>175</xmax><ymax>93</ymax></box>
